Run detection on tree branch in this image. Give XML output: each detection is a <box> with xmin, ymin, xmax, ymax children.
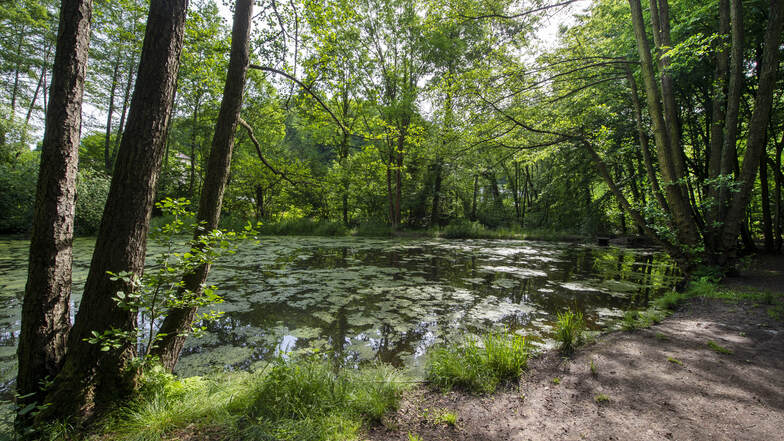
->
<box><xmin>249</xmin><ymin>64</ymin><xmax>350</xmax><ymax>136</ymax></box>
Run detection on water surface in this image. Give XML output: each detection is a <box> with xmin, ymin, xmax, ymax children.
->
<box><xmin>0</xmin><ymin>236</ymin><xmax>678</xmax><ymax>391</ymax></box>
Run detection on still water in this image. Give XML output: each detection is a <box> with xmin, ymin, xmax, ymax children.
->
<box><xmin>0</xmin><ymin>236</ymin><xmax>678</xmax><ymax>392</ymax></box>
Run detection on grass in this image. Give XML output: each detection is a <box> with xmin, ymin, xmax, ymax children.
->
<box><xmin>352</xmin><ymin>221</ymin><xmax>394</xmax><ymax>237</ymax></box>
<box><xmin>649</xmin><ymin>278</ymin><xmax>783</xmax><ymax>322</ymax></box>
<box><xmin>438</xmin><ymin>221</ymin><xmax>583</xmax><ymax>242</ymax></box>
<box><xmin>426</xmin><ymin>330</ymin><xmax>530</xmax><ymax>394</ymax></box>
<box><xmin>707</xmin><ymin>340</ymin><xmax>733</xmax><ymax>355</ymax></box>
<box><xmin>407</xmin><ymin>433</ymin><xmax>423</xmax><ymax>441</ymax></box>
<box><xmin>667</xmin><ymin>356</ymin><xmax>683</xmax><ymax>366</ymax></box>
<box><xmin>589</xmin><ymin>359</ymin><xmax>597</xmax><ymax>376</ymax></box>
<box><xmin>551</xmin><ymin>377</ymin><xmax>560</xmax><ymax>385</ymax></box>
<box><xmin>74</xmin><ymin>357</ymin><xmax>407</xmax><ymax>441</ymax></box>
<box><xmin>555</xmin><ymin>309</ymin><xmax>585</xmax><ymax>354</ymax></box>
<box><xmin>435</xmin><ymin>410</ymin><xmax>458</xmax><ymax>427</ymax></box>
<box><xmin>594</xmin><ymin>394</ymin><xmax>610</xmax><ymax>404</ymax></box>
<box><xmin>621</xmin><ymin>310</ymin><xmax>640</xmax><ymax>331</ymax></box>
<box><xmin>257</xmin><ymin>218</ymin><xmax>348</xmax><ymax>236</ymax></box>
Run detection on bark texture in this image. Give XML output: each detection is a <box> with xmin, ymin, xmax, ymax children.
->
<box><xmin>151</xmin><ymin>0</ymin><xmax>253</xmax><ymax>372</ymax></box>
<box><xmin>719</xmin><ymin>0</ymin><xmax>784</xmax><ymax>256</ymax></box>
<box><xmin>16</xmin><ymin>0</ymin><xmax>92</xmax><ymax>422</ymax></box>
<box><xmin>38</xmin><ymin>0</ymin><xmax>188</xmax><ymax>422</ymax></box>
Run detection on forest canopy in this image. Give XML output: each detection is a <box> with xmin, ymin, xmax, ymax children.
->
<box><xmin>2</xmin><ymin>0</ymin><xmax>782</xmax><ymax>268</ymax></box>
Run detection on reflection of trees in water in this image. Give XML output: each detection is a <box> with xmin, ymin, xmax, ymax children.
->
<box><xmin>166</xmin><ymin>241</ymin><xmax>678</xmax><ymax>373</ymax></box>
<box><xmin>368</xmin><ymin>320</ymin><xmax>436</xmax><ymax>366</ymax></box>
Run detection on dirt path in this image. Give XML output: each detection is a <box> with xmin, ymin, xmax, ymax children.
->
<box><xmin>370</xmin><ymin>263</ymin><xmax>784</xmax><ymax>441</ymax></box>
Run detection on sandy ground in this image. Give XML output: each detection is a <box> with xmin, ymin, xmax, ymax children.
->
<box><xmin>369</xmin><ymin>258</ymin><xmax>784</xmax><ymax>441</ymax></box>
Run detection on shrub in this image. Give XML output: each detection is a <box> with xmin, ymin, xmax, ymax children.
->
<box><xmin>441</xmin><ymin>220</ymin><xmax>489</xmax><ymax>239</ymax></box>
<box><xmin>653</xmin><ymin>291</ymin><xmax>688</xmax><ymax>310</ymax></box>
<box><xmin>555</xmin><ymin>309</ymin><xmax>585</xmax><ymax>354</ymax></box>
<box><xmin>74</xmin><ymin>169</ymin><xmax>111</xmax><ymax>235</ymax></box>
<box><xmin>354</xmin><ymin>221</ymin><xmax>393</xmax><ymax>237</ymax></box>
<box><xmin>257</xmin><ymin>218</ymin><xmax>347</xmax><ymax>236</ymax></box>
<box><xmin>426</xmin><ymin>330</ymin><xmax>529</xmax><ymax>394</ymax></box>
<box><xmin>621</xmin><ymin>310</ymin><xmax>640</xmax><ymax>331</ymax></box>
<box><xmin>0</xmin><ymin>152</ymin><xmax>38</xmax><ymax>233</ymax></box>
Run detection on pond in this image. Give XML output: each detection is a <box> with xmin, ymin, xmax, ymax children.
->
<box><xmin>0</xmin><ymin>236</ymin><xmax>679</xmax><ymax>395</ymax></box>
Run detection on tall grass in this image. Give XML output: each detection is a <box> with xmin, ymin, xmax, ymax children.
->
<box><xmin>257</xmin><ymin>218</ymin><xmax>348</xmax><ymax>236</ymax></box>
<box><xmin>426</xmin><ymin>330</ymin><xmax>529</xmax><ymax>394</ymax></box>
<box><xmin>439</xmin><ymin>221</ymin><xmax>583</xmax><ymax>241</ymax></box>
<box><xmin>555</xmin><ymin>309</ymin><xmax>585</xmax><ymax>354</ymax></box>
<box><xmin>93</xmin><ymin>359</ymin><xmax>406</xmax><ymax>441</ymax></box>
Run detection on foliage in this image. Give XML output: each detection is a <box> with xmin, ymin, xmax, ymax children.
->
<box><xmin>555</xmin><ymin>309</ymin><xmax>585</xmax><ymax>354</ymax></box>
<box><xmin>257</xmin><ymin>218</ymin><xmax>348</xmax><ymax>236</ymax></box>
<box><xmin>0</xmin><ymin>151</ymin><xmax>38</xmax><ymax>233</ymax></box>
<box><xmin>74</xmin><ymin>168</ymin><xmax>111</xmax><ymax>235</ymax></box>
<box><xmin>86</xmin><ymin>198</ymin><xmax>250</xmax><ymax>358</ymax></box>
<box><xmin>426</xmin><ymin>330</ymin><xmax>529</xmax><ymax>394</ymax></box>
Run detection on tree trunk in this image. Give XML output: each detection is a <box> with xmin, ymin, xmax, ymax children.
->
<box><xmin>25</xmin><ymin>48</ymin><xmax>51</xmax><ymax>129</ymax></box>
<box><xmin>719</xmin><ymin>0</ymin><xmax>783</xmax><ymax>259</ymax></box>
<box><xmin>706</xmin><ymin>0</ymin><xmax>729</xmax><ymax>207</ymax></box>
<box><xmin>430</xmin><ymin>159</ymin><xmax>442</xmax><ymax>228</ymax></box>
<box><xmin>628</xmin><ymin>0</ymin><xmax>700</xmax><ymax>248</ymax></box>
<box><xmin>625</xmin><ymin>66</ymin><xmax>668</xmax><ymax>212</ymax></box>
<box><xmin>189</xmin><ymin>97</ymin><xmax>200</xmax><ymax>199</ymax></box>
<box><xmin>715</xmin><ymin>0</ymin><xmax>745</xmax><ymax>235</ymax></box>
<box><xmin>113</xmin><ymin>57</ymin><xmax>135</xmax><ymax>165</ymax></box>
<box><xmin>471</xmin><ymin>174</ymin><xmax>478</xmax><ymax>221</ymax></box>
<box><xmin>760</xmin><ymin>146</ymin><xmax>774</xmax><ymax>252</ymax></box>
<box><xmin>151</xmin><ymin>0</ymin><xmax>253</xmax><ymax>372</ymax></box>
<box><xmin>39</xmin><ymin>0</ymin><xmax>188</xmax><ymax>422</ymax></box>
<box><xmin>103</xmin><ymin>58</ymin><xmax>120</xmax><ymax>173</ymax></box>
<box><xmin>10</xmin><ymin>33</ymin><xmax>24</xmax><ymax>119</ymax></box>
<box><xmin>774</xmin><ymin>135</ymin><xmax>783</xmax><ymax>252</ymax></box>
<box><xmin>16</xmin><ymin>0</ymin><xmax>92</xmax><ymax>425</ymax></box>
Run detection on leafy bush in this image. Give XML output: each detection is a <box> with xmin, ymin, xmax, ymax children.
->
<box><xmin>653</xmin><ymin>291</ymin><xmax>688</xmax><ymax>310</ymax></box>
<box><xmin>555</xmin><ymin>309</ymin><xmax>585</xmax><ymax>354</ymax></box>
<box><xmin>74</xmin><ymin>169</ymin><xmax>111</xmax><ymax>235</ymax></box>
<box><xmin>354</xmin><ymin>221</ymin><xmax>393</xmax><ymax>237</ymax></box>
<box><xmin>257</xmin><ymin>218</ymin><xmax>347</xmax><ymax>236</ymax></box>
<box><xmin>621</xmin><ymin>310</ymin><xmax>640</xmax><ymax>331</ymax></box>
<box><xmin>0</xmin><ymin>152</ymin><xmax>38</xmax><ymax>233</ymax></box>
<box><xmin>441</xmin><ymin>220</ymin><xmax>490</xmax><ymax>239</ymax></box>
<box><xmin>427</xmin><ymin>330</ymin><xmax>529</xmax><ymax>394</ymax></box>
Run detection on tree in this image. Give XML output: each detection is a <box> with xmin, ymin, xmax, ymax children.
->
<box><xmin>37</xmin><ymin>0</ymin><xmax>189</xmax><ymax>422</ymax></box>
<box><xmin>15</xmin><ymin>0</ymin><xmax>92</xmax><ymax>425</ymax></box>
<box><xmin>151</xmin><ymin>0</ymin><xmax>254</xmax><ymax>372</ymax></box>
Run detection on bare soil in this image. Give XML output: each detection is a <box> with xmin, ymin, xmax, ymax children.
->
<box><xmin>369</xmin><ymin>257</ymin><xmax>784</xmax><ymax>441</ymax></box>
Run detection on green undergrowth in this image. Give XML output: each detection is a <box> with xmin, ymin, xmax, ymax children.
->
<box><xmin>438</xmin><ymin>221</ymin><xmax>582</xmax><ymax>241</ymax></box>
<box><xmin>41</xmin><ymin>357</ymin><xmax>406</xmax><ymax>441</ymax></box>
<box><xmin>426</xmin><ymin>330</ymin><xmax>530</xmax><ymax>394</ymax></box>
<box><xmin>621</xmin><ymin>276</ymin><xmax>783</xmax><ymax>335</ymax></box>
<box><xmin>650</xmin><ymin>277</ymin><xmax>784</xmax><ymax>320</ymax></box>
<box><xmin>256</xmin><ymin>218</ymin><xmax>349</xmax><ymax>236</ymax></box>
